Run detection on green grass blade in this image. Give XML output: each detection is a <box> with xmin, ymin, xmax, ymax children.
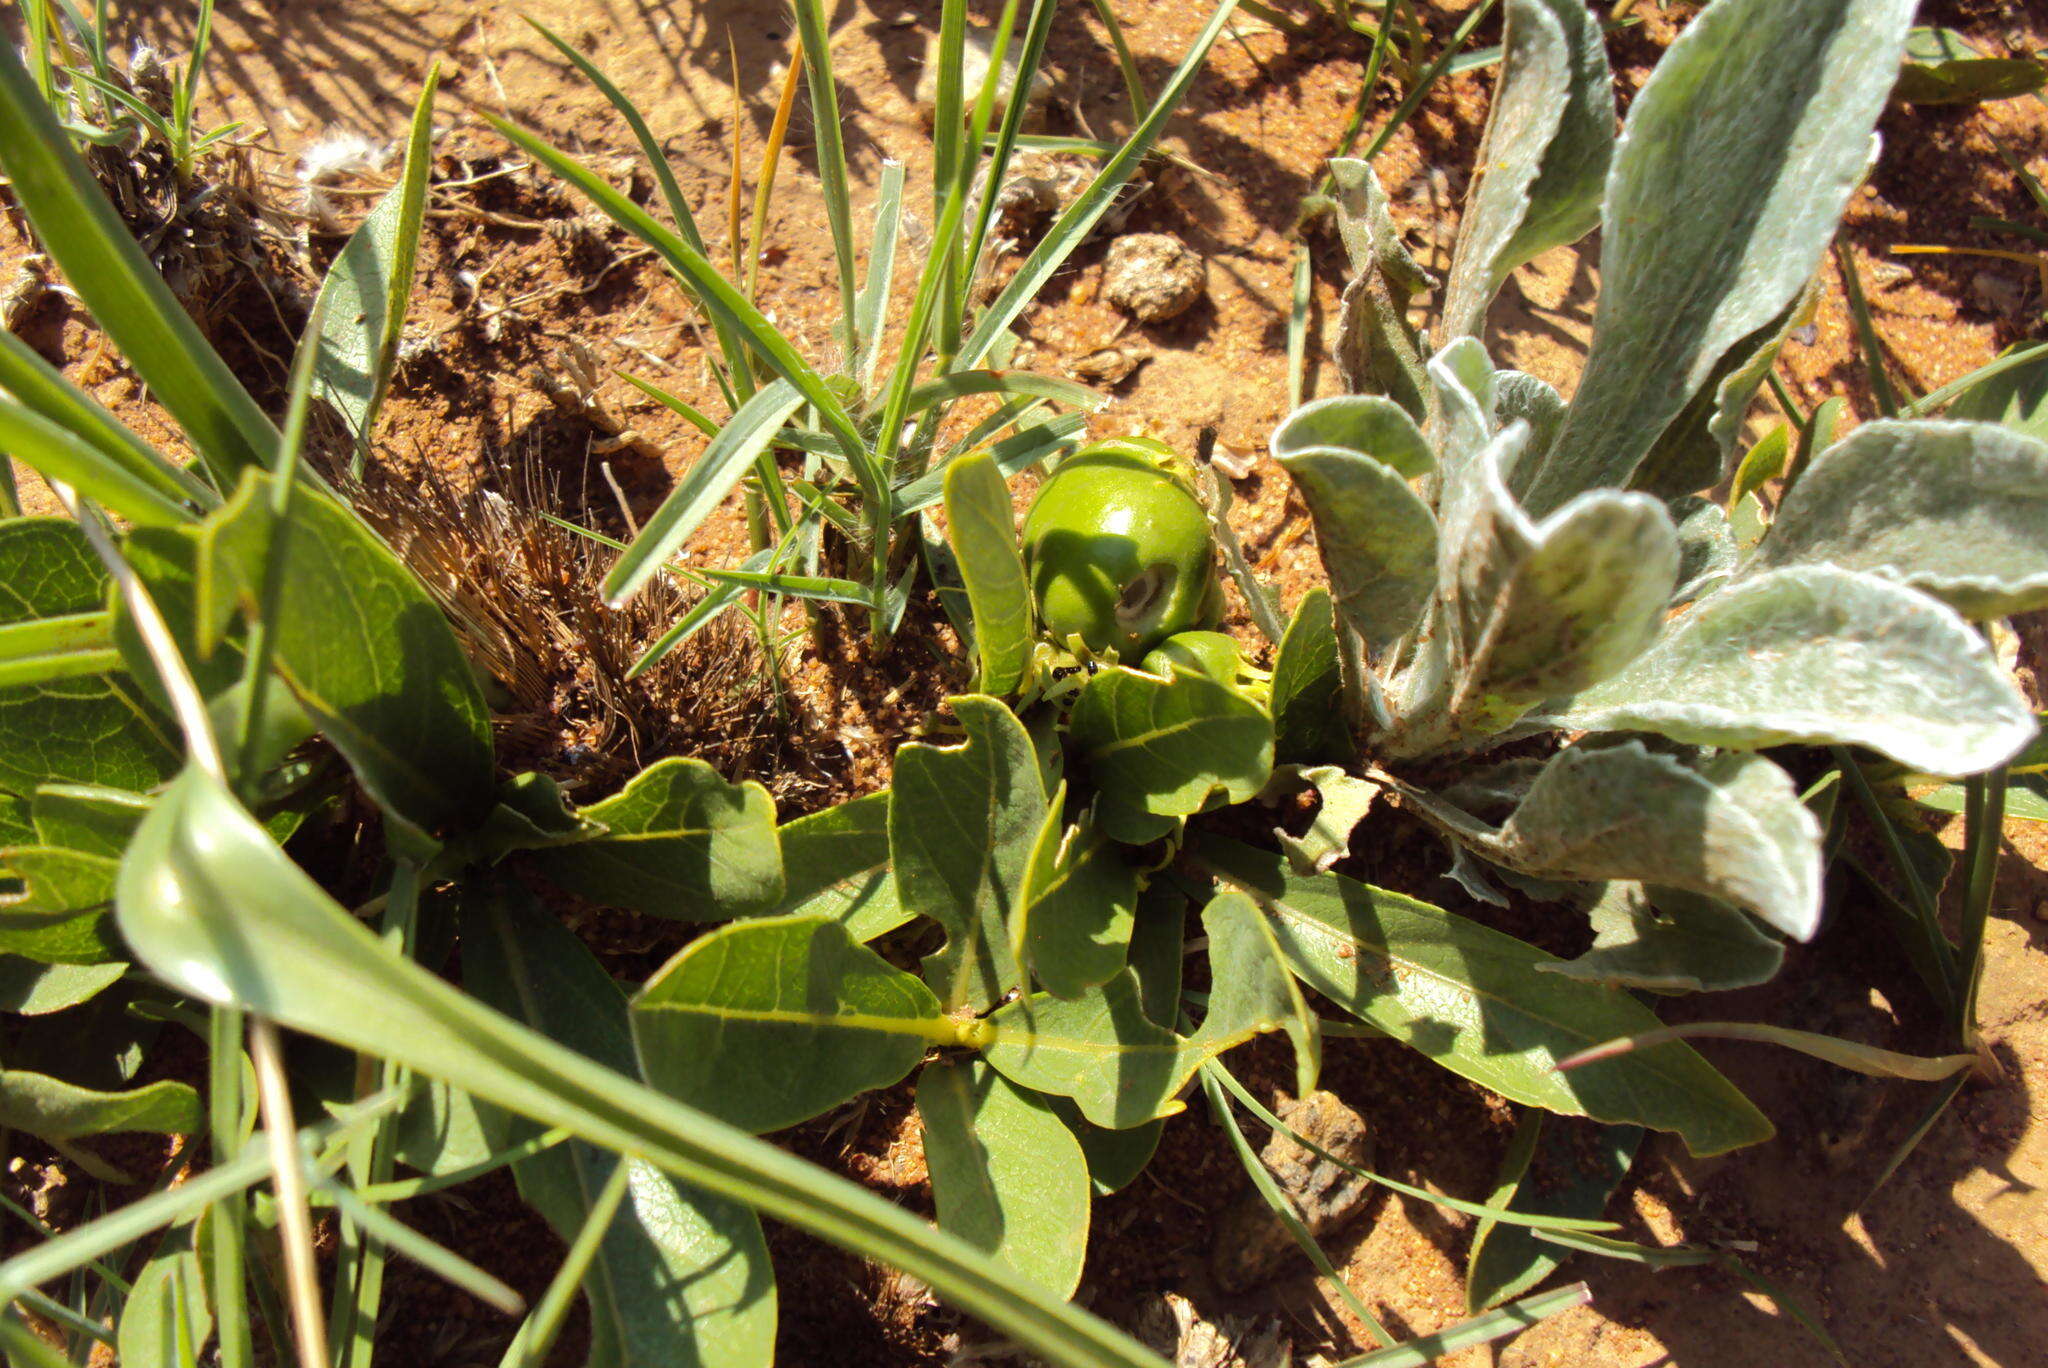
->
<box><xmin>601</xmin><ymin>380</ymin><xmax>805</xmax><ymax>606</ymax></box>
<box><xmin>0</xmin><ymin>40</ymin><xmax>276</xmax><ymax>483</ymax></box>
<box><xmin>1902</xmin><ymin>340</ymin><xmax>2048</xmax><ymax>417</ymax></box>
<box><xmin>789</xmin><ymin>0</ymin><xmax>861</xmax><ymax>362</ymax></box>
<box><xmin>1333</xmin><ymin>1283</ymin><xmax>1592</xmax><ymax>1367</ymax></box>
<box><xmin>521</xmin><ymin>18</ymin><xmax>753</xmax><ymax>394</ymax></box>
<box><xmin>487</xmin><ymin>118</ymin><xmax>876</xmax><ymax>496</ymax></box>
<box><xmin>320</xmin><ymin>1182</ymin><xmax>523</xmax><ymax>1315</ymax></box>
<box><xmin>960</xmin><ymin>0</ymin><xmax>1242</xmax><ymax>370</ymax></box>
<box><xmin>855</xmin><ymin>159</ymin><xmax>908</xmax><ymax>391</ymax></box>
<box><xmin>115</xmin><ymin>767</ymin><xmax>1174</xmax><ymax>1368</ymax></box>
<box><xmin>964</xmin><ymin>0</ymin><xmax>1059</xmax><ymax>294</ymax></box>
<box><xmin>894</xmin><ymin>411</ymin><xmax>1085</xmax><ymax>514</ymax></box>
<box><xmin>627</xmin><ymin>545</ymin><xmax>779</xmax><ymax>678</ymax></box>
<box><xmin>1359</xmin><ymin>0</ymin><xmax>1500</xmax><ymax>163</ymax></box>
<box><xmin>930</xmin><ymin>0</ymin><xmax>968</xmax><ymax>233</ymax></box>
<box><xmin>1833</xmin><ymin>239</ymin><xmax>1902</xmax><ymax>416</ymax></box>
<box><xmin>1087</xmin><ymin>0</ymin><xmax>1149</xmax><ymax>124</ymax></box>
<box><xmin>0</xmin><ymin>329</ymin><xmax>216</xmax><ymax>509</ymax></box>
<box><xmin>698</xmin><ymin>568</ymin><xmax>871</xmax><ymax>607</ymax></box>
<box><xmin>495</xmin><ymin>1160</ymin><xmax>629</xmax><ymax>1368</ymax></box>
<box><xmin>616</xmin><ymin>371</ymin><xmax>722</xmax><ymax>439</ymax></box>
<box><xmin>903</xmin><ymin>369</ymin><xmax>1104</xmax><ymax>416</ymax></box>
<box><xmin>0</xmin><ymin>400</ymin><xmax>197</xmax><ymax>527</ymax></box>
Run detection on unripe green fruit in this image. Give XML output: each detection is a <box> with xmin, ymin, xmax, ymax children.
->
<box><xmin>1021</xmin><ymin>439</ymin><xmax>1221</xmax><ymax>657</ymax></box>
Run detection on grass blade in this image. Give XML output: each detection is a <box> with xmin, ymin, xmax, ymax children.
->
<box><xmin>789</xmin><ymin>0</ymin><xmax>862</xmax><ymax>362</ymax></box>
<box><xmin>0</xmin><ymin>330</ymin><xmax>215</xmax><ymax>509</ymax></box>
<box><xmin>495</xmin><ymin>1161</ymin><xmax>629</xmax><ymax>1368</ymax></box>
<box><xmin>1087</xmin><ymin>0</ymin><xmax>1150</xmax><ymax>126</ymax></box>
<box><xmin>961</xmin><ymin>0</ymin><xmax>1242</xmax><ymax>370</ymax></box>
<box><xmin>892</xmin><ymin>411</ymin><xmax>1085</xmax><ymax>513</ymax></box>
<box><xmin>1555</xmin><ymin>1022</ymin><xmax>1978</xmax><ymax>1081</ymax></box>
<box><xmin>601</xmin><ymin>380</ymin><xmax>805</xmax><ymax>606</ymax></box>
<box><xmin>855</xmin><ymin>160</ymin><xmax>908</xmax><ymax>389</ymax></box>
<box><xmin>0</xmin><ymin>39</ymin><xmax>276</xmax><ymax>483</ymax></box>
<box><xmin>0</xmin><ymin>400</ymin><xmax>197</xmax><ymax>528</ymax></box>
<box><xmin>1333</xmin><ymin>1283</ymin><xmax>1592</xmax><ymax>1367</ymax></box>
<box><xmin>903</xmin><ymin>370</ymin><xmax>1104</xmax><ymax>416</ymax></box>
<box><xmin>321</xmin><ymin>1182</ymin><xmax>523</xmax><ymax>1315</ymax></box>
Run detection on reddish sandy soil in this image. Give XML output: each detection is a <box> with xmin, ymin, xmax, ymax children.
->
<box><xmin>4</xmin><ymin>2</ymin><xmax>2046</xmax><ymax>1365</ymax></box>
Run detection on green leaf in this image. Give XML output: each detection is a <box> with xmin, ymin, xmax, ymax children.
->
<box><xmin>1194</xmin><ymin>838</ymin><xmax>1774</xmax><ymax>1157</ymax></box>
<box><xmin>773</xmin><ymin>792</ymin><xmax>910</xmax><ymax>941</ymax></box>
<box><xmin>0</xmin><ymin>957</ymin><xmax>126</xmax><ymax>1013</ymax></box>
<box><xmin>893</xmin><ymin>696</ymin><xmax>1045</xmax><ymax>1010</ymax></box>
<box><xmin>1055</xmin><ymin>890</ymin><xmax>1182</xmax><ymax>1193</ymax></box>
<box><xmin>1440</xmin><ymin>0</ymin><xmax>1614</xmax><ymax>339</ymax></box>
<box><xmin>631</xmin><ymin>913</ymin><xmax>950</xmax><ymax>1133</ymax></box>
<box><xmin>1519</xmin><ymin>0</ymin><xmax>1915</xmax><ymax>514</ymax></box>
<box><xmin>1270</xmin><ymin>588</ymin><xmax>1351</xmax><ymax>765</ymax></box>
<box><xmin>1537</xmin><ymin>883</ymin><xmax>1785</xmax><ymax>995</ymax></box>
<box><xmin>306</xmin><ymin>68</ymin><xmax>439</xmax><ymax>464</ymax></box>
<box><xmin>111</xmin><ymin>767</ymin><xmax>1171</xmax><ymax>1368</ymax></box>
<box><xmin>0</xmin><ymin>399</ymin><xmax>199</xmax><ymax>533</ymax></box>
<box><xmin>0</xmin><ymin>520</ymin><xmax>176</xmax><ymax>796</ymax></box>
<box><xmin>533</xmin><ymin>758</ymin><xmax>784</xmax><ymax>919</ymax></box>
<box><xmin>2</xmin><ymin>845</ymin><xmax>118</xmax><ymax>914</ymax></box>
<box><xmin>465</xmin><ymin>878</ymin><xmax>777</xmax><ymax>1368</ymax></box>
<box><xmin>117</xmin><ymin>1240</ymin><xmax>211</xmax><ymax>1368</ymax></box>
<box><xmin>1274</xmin><ymin>766</ymin><xmax>1381</xmax><ymax>876</ymax></box>
<box><xmin>1945</xmin><ymin>342</ymin><xmax>2048</xmax><ymax>443</ymax></box>
<box><xmin>1016</xmin><ymin>795</ymin><xmax>1136</xmax><ymax>999</ymax></box>
<box><xmin>1272</xmin><ymin>406</ymin><xmax>1439</xmax><ymax>650</ymax></box>
<box><xmin>980</xmin><ymin>893</ymin><xmax>1297</xmax><ymax>1129</ymax></box>
<box><xmin>603</xmin><ymin>381</ymin><xmax>807</xmax><ymax>607</ymax></box>
<box><xmin>0</xmin><ymin>41</ymin><xmax>277</xmax><ymax>482</ymax></box>
<box><xmin>916</xmin><ymin>1059</ymin><xmax>1090</xmax><ymax>1299</ymax></box>
<box><xmin>1746</xmin><ymin>419</ymin><xmax>2048</xmax><ymax>619</ymax></box>
<box><xmin>31</xmin><ymin>783</ymin><xmax>149</xmax><ymax>856</ymax></box>
<box><xmin>1728</xmin><ymin>423</ymin><xmax>1791</xmax><ymax>512</ymax></box>
<box><xmin>1892</xmin><ymin>27</ymin><xmax>2045</xmax><ymax>105</ymax></box>
<box><xmin>1467</xmin><ymin>1114</ymin><xmax>1638</xmax><ymax>1312</ymax></box>
<box><xmin>1069</xmin><ymin>667</ymin><xmax>1273</xmax><ymax>819</ymax></box>
<box><xmin>1552</xmin><ymin>565</ymin><xmax>2036</xmax><ymax>776</ymax></box>
<box><xmin>200</xmin><ymin>474</ymin><xmax>495</xmax><ymax>835</ymax></box>
<box><xmin>1417</xmin><ymin>743</ymin><xmax>1824</xmax><ymax>942</ymax></box>
<box><xmin>944</xmin><ymin>450</ymin><xmax>1032</xmax><ymax>697</ymax></box>
<box><xmin>0</xmin><ymin>1069</ymin><xmax>200</xmax><ymax>1139</ymax></box>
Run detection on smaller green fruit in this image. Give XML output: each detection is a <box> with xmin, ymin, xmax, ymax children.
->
<box><xmin>1022</xmin><ymin>439</ymin><xmax>1222</xmax><ymax>657</ymax></box>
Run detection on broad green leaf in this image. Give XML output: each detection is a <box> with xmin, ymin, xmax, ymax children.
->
<box><xmin>392</xmin><ymin>1075</ymin><xmax>510</xmax><ymax>1178</ymax></box>
<box><xmin>0</xmin><ymin>956</ymin><xmax>126</xmax><ymax>1013</ymax></box>
<box><xmin>1467</xmin><ymin>1115</ymin><xmax>1639</xmax><ymax>1312</ymax></box>
<box><xmin>111</xmin><ymin>767</ymin><xmax>1172</xmax><ymax>1368</ymax></box>
<box><xmin>1892</xmin><ymin>27</ymin><xmax>2046</xmax><ymax>105</ymax></box>
<box><xmin>306</xmin><ymin>68</ymin><xmax>439</xmax><ymax>462</ymax></box>
<box><xmin>1553</xmin><ymin>566</ymin><xmax>2036</xmax><ymax>775</ymax></box>
<box><xmin>916</xmin><ymin>1059</ymin><xmax>1090</xmax><ymax>1299</ymax></box>
<box><xmin>1269</xmin><ymin>588</ymin><xmax>1351</xmax><ymax>765</ymax></box>
<box><xmin>1946</xmin><ymin>343</ymin><xmax>2048</xmax><ymax>443</ymax></box>
<box><xmin>2</xmin><ymin>845</ymin><xmax>118</xmax><ymax>914</ymax></box>
<box><xmin>0</xmin><ymin>791</ymin><xmax>26</xmax><ymax>846</ymax></box>
<box><xmin>893</xmin><ymin>696</ymin><xmax>1045</xmax><ymax>1010</ymax></box>
<box><xmin>1016</xmin><ymin>794</ymin><xmax>1136</xmax><ymax>999</ymax></box>
<box><xmin>1440</xmin><ymin>0</ymin><xmax>1614</xmax><ymax>339</ymax></box>
<box><xmin>1746</xmin><ymin>419</ymin><xmax>2048</xmax><ymax>618</ymax></box>
<box><xmin>1057</xmin><ymin>890</ymin><xmax>1183</xmax><ymax>1194</ymax></box>
<box><xmin>534</xmin><ymin>758</ymin><xmax>783</xmax><ymax>919</ymax></box>
<box><xmin>1422</xmin><ymin>743</ymin><xmax>1824</xmax><ymax>942</ymax></box>
<box><xmin>0</xmin><ymin>41</ymin><xmax>277</xmax><ymax>481</ymax></box>
<box><xmin>981</xmin><ymin>894</ymin><xmax>1296</xmax><ymax>1129</ymax></box>
<box><xmin>1197</xmin><ymin>891</ymin><xmax>1319</xmax><ymax>1098</ymax></box>
<box><xmin>201</xmin><ymin>473</ymin><xmax>494</xmax><ymax>835</ymax></box>
<box><xmin>0</xmin><ymin>905</ymin><xmax>121</xmax><ymax>964</ymax></box>
<box><xmin>1520</xmin><ymin>0</ymin><xmax>1915</xmax><ymax>514</ymax></box>
<box><xmin>1728</xmin><ymin>423</ymin><xmax>1791</xmax><ymax>511</ymax></box>
<box><xmin>117</xmin><ymin>1240</ymin><xmax>211</xmax><ymax>1368</ymax></box>
<box><xmin>774</xmin><ymin>792</ymin><xmax>910</xmax><ymax>941</ymax></box>
<box><xmin>944</xmin><ymin>450</ymin><xmax>1032</xmax><ymax>697</ymax></box>
<box><xmin>0</xmin><ymin>1069</ymin><xmax>199</xmax><ymax>1139</ymax></box>
<box><xmin>466</xmin><ymin>878</ymin><xmax>777</xmax><ymax>1368</ymax></box>
<box><xmin>603</xmin><ymin>382</ymin><xmax>807</xmax><ymax>607</ymax></box>
<box><xmin>1275</xmin><ymin>439</ymin><xmax>1438</xmax><ymax>650</ymax></box>
<box><xmin>1194</xmin><ymin>838</ymin><xmax>1774</xmax><ymax>1157</ymax></box>
<box><xmin>0</xmin><ymin>519</ymin><xmax>177</xmax><ymax>797</ymax></box>
<box><xmin>1069</xmin><ymin>667</ymin><xmax>1272</xmax><ymax>818</ymax></box>
<box><xmin>1538</xmin><ymin>883</ymin><xmax>1785</xmax><ymax>995</ymax></box>
<box><xmin>631</xmin><ymin>913</ymin><xmax>951</xmax><ymax>1133</ymax></box>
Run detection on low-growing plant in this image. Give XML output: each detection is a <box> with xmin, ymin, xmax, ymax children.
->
<box><xmin>3</xmin><ymin>0</ymin><xmax>2046</xmax><ymax>1364</ymax></box>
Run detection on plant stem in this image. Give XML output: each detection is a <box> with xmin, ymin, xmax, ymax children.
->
<box><xmin>1957</xmin><ymin>764</ymin><xmax>2008</xmax><ymax>1048</ymax></box>
<box><xmin>250</xmin><ymin>1018</ymin><xmax>329</xmax><ymax>1368</ymax></box>
<box><xmin>208</xmin><ymin>1006</ymin><xmax>254</xmax><ymax>1368</ymax></box>
<box><xmin>1835</xmin><ymin>746</ymin><xmax>1957</xmax><ymax>1013</ymax></box>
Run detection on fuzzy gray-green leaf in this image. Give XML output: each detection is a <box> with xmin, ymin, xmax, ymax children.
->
<box><xmin>1554</xmin><ymin>565</ymin><xmax>2036</xmax><ymax>775</ymax></box>
<box><xmin>1746</xmin><ymin>419</ymin><xmax>2048</xmax><ymax>618</ymax></box>
<box><xmin>1519</xmin><ymin>0</ymin><xmax>1916</xmax><ymax>514</ymax></box>
<box><xmin>1538</xmin><ymin>883</ymin><xmax>1786</xmax><ymax>994</ymax></box>
<box><xmin>1441</xmin><ymin>0</ymin><xmax>1614</xmax><ymax>339</ymax></box>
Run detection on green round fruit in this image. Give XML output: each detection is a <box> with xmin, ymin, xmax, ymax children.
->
<box><xmin>1021</xmin><ymin>439</ymin><xmax>1221</xmax><ymax>657</ymax></box>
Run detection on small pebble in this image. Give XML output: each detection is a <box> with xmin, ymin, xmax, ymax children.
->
<box><xmin>1102</xmin><ymin>232</ymin><xmax>1206</xmax><ymax>324</ymax></box>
